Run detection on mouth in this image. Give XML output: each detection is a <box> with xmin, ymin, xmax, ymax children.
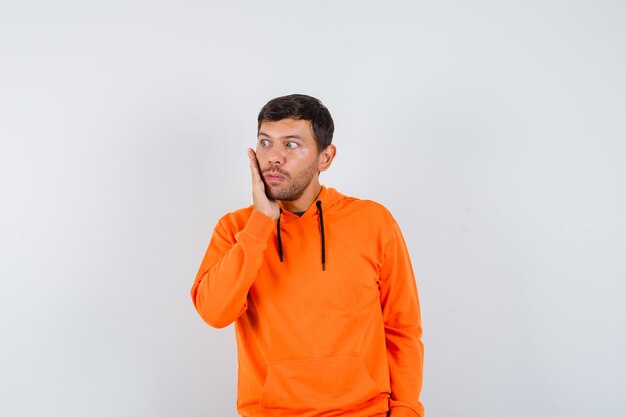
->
<box><xmin>263</xmin><ymin>169</ymin><xmax>288</xmax><ymax>181</ymax></box>
<box><xmin>265</xmin><ymin>173</ymin><xmax>286</xmax><ymax>182</ymax></box>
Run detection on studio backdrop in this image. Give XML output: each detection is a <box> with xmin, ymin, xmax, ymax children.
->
<box><xmin>1</xmin><ymin>1</ymin><xmax>624</xmax><ymax>416</ymax></box>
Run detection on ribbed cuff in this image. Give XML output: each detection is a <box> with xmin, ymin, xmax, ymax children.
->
<box><xmin>389</xmin><ymin>405</ymin><xmax>421</xmax><ymax>417</ymax></box>
<box><xmin>239</xmin><ymin>209</ymin><xmax>275</xmax><ymax>241</ymax></box>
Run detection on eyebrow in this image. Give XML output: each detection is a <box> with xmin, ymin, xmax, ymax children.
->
<box><xmin>258</xmin><ymin>131</ymin><xmax>304</xmax><ymax>140</ymax></box>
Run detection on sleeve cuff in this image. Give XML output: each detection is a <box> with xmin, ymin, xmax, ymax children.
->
<box><xmin>389</xmin><ymin>401</ymin><xmax>423</xmax><ymax>417</ymax></box>
<box><xmin>238</xmin><ymin>209</ymin><xmax>275</xmax><ymax>242</ymax></box>
<box><xmin>389</xmin><ymin>406</ymin><xmax>420</xmax><ymax>417</ymax></box>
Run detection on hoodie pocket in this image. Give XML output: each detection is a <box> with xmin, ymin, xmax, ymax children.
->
<box><xmin>259</xmin><ymin>354</ymin><xmax>380</xmax><ymax>413</ymax></box>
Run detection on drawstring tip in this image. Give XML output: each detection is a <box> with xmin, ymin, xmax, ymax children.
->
<box><xmin>322</xmin><ymin>263</ymin><xmax>325</xmax><ymax>271</ymax></box>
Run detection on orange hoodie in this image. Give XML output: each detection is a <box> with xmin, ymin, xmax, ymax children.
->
<box><xmin>191</xmin><ymin>186</ymin><xmax>424</xmax><ymax>417</ymax></box>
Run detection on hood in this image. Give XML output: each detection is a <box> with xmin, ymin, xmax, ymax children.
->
<box><xmin>276</xmin><ymin>186</ymin><xmax>345</xmax><ymax>223</ymax></box>
<box><xmin>275</xmin><ymin>186</ymin><xmax>346</xmax><ymax>271</ymax></box>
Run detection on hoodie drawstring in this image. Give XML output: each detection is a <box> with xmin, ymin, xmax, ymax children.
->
<box><xmin>275</xmin><ymin>202</ymin><xmax>326</xmax><ymax>271</ymax></box>
<box><xmin>316</xmin><ymin>201</ymin><xmax>326</xmax><ymax>271</ymax></box>
<box><xmin>277</xmin><ymin>208</ymin><xmax>284</xmax><ymax>262</ymax></box>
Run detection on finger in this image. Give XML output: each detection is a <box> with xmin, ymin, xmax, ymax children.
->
<box><xmin>247</xmin><ymin>148</ymin><xmax>263</xmax><ymax>185</ymax></box>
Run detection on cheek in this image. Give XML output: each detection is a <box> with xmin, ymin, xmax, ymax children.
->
<box><xmin>291</xmin><ymin>147</ymin><xmax>310</xmax><ymax>158</ymax></box>
<box><xmin>255</xmin><ymin>146</ymin><xmax>270</xmax><ymax>162</ymax></box>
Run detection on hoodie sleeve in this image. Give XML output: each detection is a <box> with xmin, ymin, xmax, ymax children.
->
<box><xmin>190</xmin><ymin>210</ymin><xmax>275</xmax><ymax>328</ymax></box>
<box><xmin>379</xmin><ymin>221</ymin><xmax>425</xmax><ymax>417</ymax></box>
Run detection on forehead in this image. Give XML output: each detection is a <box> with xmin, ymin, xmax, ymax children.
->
<box><xmin>258</xmin><ymin>118</ymin><xmax>314</xmax><ymax>140</ymax></box>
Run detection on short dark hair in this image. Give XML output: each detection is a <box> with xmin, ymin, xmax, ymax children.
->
<box><xmin>257</xmin><ymin>94</ymin><xmax>334</xmax><ymax>152</ymax></box>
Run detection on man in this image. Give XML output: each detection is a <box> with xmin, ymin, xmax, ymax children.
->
<box><xmin>190</xmin><ymin>94</ymin><xmax>424</xmax><ymax>417</ymax></box>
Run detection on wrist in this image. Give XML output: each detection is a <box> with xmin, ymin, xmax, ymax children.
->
<box><xmin>254</xmin><ymin>207</ymin><xmax>278</xmax><ymax>221</ymax></box>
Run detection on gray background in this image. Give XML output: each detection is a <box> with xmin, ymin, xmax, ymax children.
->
<box><xmin>1</xmin><ymin>1</ymin><xmax>625</xmax><ymax>416</ymax></box>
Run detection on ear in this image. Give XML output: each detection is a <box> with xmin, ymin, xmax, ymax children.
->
<box><xmin>317</xmin><ymin>145</ymin><xmax>336</xmax><ymax>173</ymax></box>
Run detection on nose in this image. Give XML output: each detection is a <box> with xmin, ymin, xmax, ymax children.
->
<box><xmin>266</xmin><ymin>145</ymin><xmax>286</xmax><ymax>166</ymax></box>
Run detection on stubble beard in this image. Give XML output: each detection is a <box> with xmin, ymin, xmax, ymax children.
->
<box><xmin>264</xmin><ymin>160</ymin><xmax>319</xmax><ymax>201</ymax></box>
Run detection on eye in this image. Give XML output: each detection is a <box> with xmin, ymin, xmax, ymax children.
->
<box><xmin>286</xmin><ymin>141</ymin><xmax>298</xmax><ymax>149</ymax></box>
<box><xmin>259</xmin><ymin>139</ymin><xmax>270</xmax><ymax>147</ymax></box>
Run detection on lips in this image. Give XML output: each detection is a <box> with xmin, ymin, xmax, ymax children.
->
<box><xmin>265</xmin><ymin>173</ymin><xmax>286</xmax><ymax>181</ymax></box>
<box><xmin>263</xmin><ymin>169</ymin><xmax>288</xmax><ymax>181</ymax></box>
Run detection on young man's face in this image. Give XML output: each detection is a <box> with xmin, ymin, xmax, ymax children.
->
<box><xmin>256</xmin><ymin>118</ymin><xmax>321</xmax><ymax>201</ymax></box>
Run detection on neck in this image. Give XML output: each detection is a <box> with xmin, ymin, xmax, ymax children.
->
<box><xmin>277</xmin><ymin>180</ymin><xmax>322</xmax><ymax>213</ymax></box>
